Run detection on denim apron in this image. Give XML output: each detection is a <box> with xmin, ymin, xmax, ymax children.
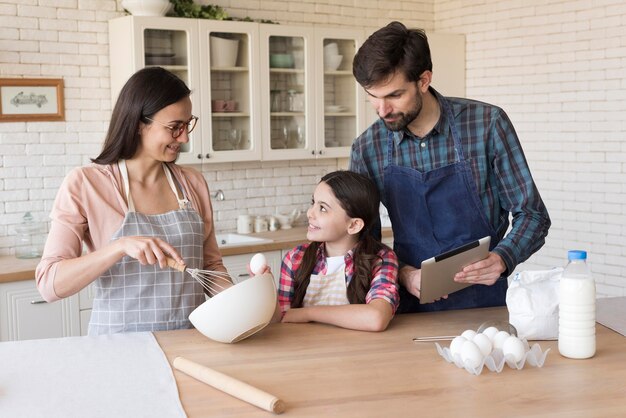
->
<box><xmin>88</xmin><ymin>160</ymin><xmax>205</xmax><ymax>335</ymax></box>
<box><xmin>384</xmin><ymin>98</ymin><xmax>507</xmax><ymax>313</ymax></box>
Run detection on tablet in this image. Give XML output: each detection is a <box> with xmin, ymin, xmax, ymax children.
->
<box><xmin>419</xmin><ymin>236</ymin><xmax>491</xmax><ymax>304</ymax></box>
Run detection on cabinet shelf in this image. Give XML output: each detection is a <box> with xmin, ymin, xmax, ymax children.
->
<box><xmin>211</xmin><ymin>66</ymin><xmax>249</xmax><ymax>72</ymax></box>
<box><xmin>145</xmin><ymin>64</ymin><xmax>188</xmax><ymax>71</ymax></box>
<box><xmin>325</xmin><ymin>112</ymin><xmax>356</xmax><ymax>117</ymax></box>
<box><xmin>270</xmin><ymin>68</ymin><xmax>304</xmax><ymax>74</ymax></box>
<box><xmin>212</xmin><ymin>112</ymin><xmax>249</xmax><ymax>117</ymax></box>
<box><xmin>324</xmin><ymin>70</ymin><xmax>353</xmax><ymax>76</ymax></box>
<box><xmin>271</xmin><ymin>112</ymin><xmax>305</xmax><ymax>117</ymax></box>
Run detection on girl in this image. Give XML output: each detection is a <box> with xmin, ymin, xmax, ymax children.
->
<box><xmin>275</xmin><ymin>171</ymin><xmax>399</xmax><ymax>331</ymax></box>
<box><xmin>36</xmin><ymin>67</ymin><xmax>229</xmax><ymax>335</ymax></box>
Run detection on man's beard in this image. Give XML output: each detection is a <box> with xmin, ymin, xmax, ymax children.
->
<box><xmin>380</xmin><ymin>95</ymin><xmax>422</xmax><ymax>131</ymax></box>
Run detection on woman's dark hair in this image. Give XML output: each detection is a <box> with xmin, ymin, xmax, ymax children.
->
<box><xmin>291</xmin><ymin>171</ymin><xmax>390</xmax><ymax>307</ymax></box>
<box><xmin>92</xmin><ymin>67</ymin><xmax>191</xmax><ymax>164</ymax></box>
<box><xmin>353</xmin><ymin>21</ymin><xmax>432</xmax><ymax>88</ymax></box>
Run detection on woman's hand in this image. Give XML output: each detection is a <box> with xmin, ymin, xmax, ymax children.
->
<box><xmin>116</xmin><ymin>236</ymin><xmax>183</xmax><ymax>269</ymax></box>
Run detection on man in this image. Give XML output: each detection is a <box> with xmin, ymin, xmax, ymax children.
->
<box><xmin>349</xmin><ymin>21</ymin><xmax>550</xmax><ymax>313</ymax></box>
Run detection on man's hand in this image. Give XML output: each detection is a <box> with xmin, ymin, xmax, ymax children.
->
<box><xmin>454</xmin><ymin>252</ymin><xmax>506</xmax><ymax>285</ymax></box>
<box><xmin>399</xmin><ymin>265</ymin><xmax>422</xmax><ymax>298</ymax></box>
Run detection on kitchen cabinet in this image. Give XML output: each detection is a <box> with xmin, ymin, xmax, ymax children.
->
<box><xmin>221</xmin><ymin>250</ymin><xmax>282</xmax><ymax>286</ymax></box>
<box><xmin>109</xmin><ymin>16</ymin><xmax>365</xmax><ymax>163</ymax></box>
<box><xmin>199</xmin><ymin>20</ymin><xmax>263</xmax><ymax>163</ymax></box>
<box><xmin>314</xmin><ymin>28</ymin><xmax>368</xmax><ymax>158</ymax></box>
<box><xmin>0</xmin><ymin>280</ymin><xmax>80</xmax><ymax>341</ymax></box>
<box><xmin>259</xmin><ymin>26</ymin><xmax>365</xmax><ymax>160</ymax></box>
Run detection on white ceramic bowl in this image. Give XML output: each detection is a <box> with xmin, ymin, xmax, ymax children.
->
<box><xmin>324</xmin><ymin>54</ymin><xmax>343</xmax><ymax>71</ymax></box>
<box><xmin>189</xmin><ymin>273</ymin><xmax>277</xmax><ymax>343</ymax></box>
<box><xmin>121</xmin><ymin>0</ymin><xmax>171</xmax><ymax>17</ymax></box>
<box><xmin>323</xmin><ymin>42</ymin><xmax>339</xmax><ymax>57</ymax></box>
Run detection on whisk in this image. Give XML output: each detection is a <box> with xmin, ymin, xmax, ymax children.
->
<box><xmin>167</xmin><ymin>257</ymin><xmax>234</xmax><ymax>297</ymax></box>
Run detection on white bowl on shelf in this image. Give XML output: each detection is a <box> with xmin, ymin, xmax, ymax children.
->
<box><xmin>324</xmin><ymin>54</ymin><xmax>343</xmax><ymax>71</ymax></box>
<box><xmin>188</xmin><ymin>273</ymin><xmax>277</xmax><ymax>343</ymax></box>
<box><xmin>121</xmin><ymin>0</ymin><xmax>172</xmax><ymax>16</ymax></box>
<box><xmin>323</xmin><ymin>42</ymin><xmax>339</xmax><ymax>57</ymax></box>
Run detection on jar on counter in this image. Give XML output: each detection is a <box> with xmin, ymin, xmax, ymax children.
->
<box><xmin>237</xmin><ymin>215</ymin><xmax>253</xmax><ymax>234</ymax></box>
<box><xmin>269</xmin><ymin>216</ymin><xmax>280</xmax><ymax>232</ymax></box>
<box><xmin>14</xmin><ymin>212</ymin><xmax>45</xmax><ymax>259</ymax></box>
<box><xmin>254</xmin><ymin>216</ymin><xmax>269</xmax><ymax>233</ymax></box>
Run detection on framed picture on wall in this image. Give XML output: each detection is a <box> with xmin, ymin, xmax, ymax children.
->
<box><xmin>0</xmin><ymin>78</ymin><xmax>65</xmax><ymax>122</ymax></box>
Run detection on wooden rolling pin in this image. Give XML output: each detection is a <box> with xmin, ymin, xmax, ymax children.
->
<box><xmin>173</xmin><ymin>357</ymin><xmax>285</xmax><ymax>414</ymax></box>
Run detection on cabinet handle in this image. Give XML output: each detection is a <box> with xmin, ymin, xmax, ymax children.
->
<box><xmin>311</xmin><ymin>150</ymin><xmax>315</xmax><ymax>155</ymax></box>
<box><xmin>318</xmin><ymin>150</ymin><xmax>323</xmax><ymax>155</ymax></box>
<box><xmin>238</xmin><ymin>273</ymin><xmax>250</xmax><ymax>278</ymax></box>
<box><xmin>197</xmin><ymin>153</ymin><xmax>202</xmax><ymax>159</ymax></box>
<box><xmin>205</xmin><ymin>153</ymin><xmax>211</xmax><ymax>159</ymax></box>
<box><xmin>30</xmin><ymin>300</ymin><xmax>47</xmax><ymax>304</ymax></box>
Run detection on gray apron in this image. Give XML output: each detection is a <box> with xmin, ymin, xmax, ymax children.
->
<box><xmin>88</xmin><ymin>160</ymin><xmax>205</xmax><ymax>335</ymax></box>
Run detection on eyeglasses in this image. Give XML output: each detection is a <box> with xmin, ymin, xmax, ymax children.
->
<box><xmin>144</xmin><ymin>115</ymin><xmax>198</xmax><ymax>139</ymax></box>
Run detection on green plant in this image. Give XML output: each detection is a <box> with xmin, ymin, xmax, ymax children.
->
<box><xmin>167</xmin><ymin>0</ymin><xmax>277</xmax><ymax>23</ymax></box>
<box><xmin>168</xmin><ymin>0</ymin><xmax>228</xmax><ymax>20</ymax></box>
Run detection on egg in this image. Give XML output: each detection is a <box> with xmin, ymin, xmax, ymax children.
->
<box><xmin>461</xmin><ymin>329</ymin><xmax>477</xmax><ymax>340</ymax></box>
<box><xmin>492</xmin><ymin>330</ymin><xmax>511</xmax><ymax>350</ymax></box>
<box><xmin>249</xmin><ymin>253</ymin><xmax>267</xmax><ymax>275</ymax></box>
<box><xmin>502</xmin><ymin>335</ymin><xmax>526</xmax><ymax>362</ymax></box>
<box><xmin>449</xmin><ymin>336</ymin><xmax>467</xmax><ymax>357</ymax></box>
<box><xmin>472</xmin><ymin>333</ymin><xmax>493</xmax><ymax>357</ymax></box>
<box><xmin>460</xmin><ymin>340</ymin><xmax>484</xmax><ymax>368</ymax></box>
<box><xmin>481</xmin><ymin>326</ymin><xmax>499</xmax><ymax>341</ymax></box>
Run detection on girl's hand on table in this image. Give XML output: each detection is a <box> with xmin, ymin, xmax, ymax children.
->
<box><xmin>281</xmin><ymin>308</ymin><xmax>308</xmax><ymax>323</ymax></box>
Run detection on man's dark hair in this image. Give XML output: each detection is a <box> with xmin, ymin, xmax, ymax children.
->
<box><xmin>353</xmin><ymin>21</ymin><xmax>432</xmax><ymax>88</ymax></box>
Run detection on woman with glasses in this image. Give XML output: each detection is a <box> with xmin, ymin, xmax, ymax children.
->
<box><xmin>36</xmin><ymin>67</ymin><xmax>229</xmax><ymax>335</ymax></box>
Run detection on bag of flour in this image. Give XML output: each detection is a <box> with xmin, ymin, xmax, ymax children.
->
<box><xmin>506</xmin><ymin>268</ymin><xmax>562</xmax><ymax>340</ymax></box>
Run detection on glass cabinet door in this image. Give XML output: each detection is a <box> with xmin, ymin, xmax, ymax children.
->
<box><xmin>316</xmin><ymin>29</ymin><xmax>365</xmax><ymax>158</ymax></box>
<box><xmin>199</xmin><ymin>20</ymin><xmax>261</xmax><ymax>163</ymax></box>
<box><xmin>260</xmin><ymin>25</ymin><xmax>315</xmax><ymax>160</ymax></box>
<box><xmin>268</xmin><ymin>35</ymin><xmax>306</xmax><ymax>151</ymax></box>
<box><xmin>129</xmin><ymin>17</ymin><xmax>201</xmax><ymax>165</ymax></box>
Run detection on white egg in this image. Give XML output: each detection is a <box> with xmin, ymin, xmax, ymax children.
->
<box><xmin>461</xmin><ymin>329</ymin><xmax>477</xmax><ymax>340</ymax></box>
<box><xmin>460</xmin><ymin>340</ymin><xmax>484</xmax><ymax>368</ymax></box>
<box><xmin>502</xmin><ymin>336</ymin><xmax>526</xmax><ymax>363</ymax></box>
<box><xmin>249</xmin><ymin>253</ymin><xmax>267</xmax><ymax>275</ymax></box>
<box><xmin>449</xmin><ymin>336</ymin><xmax>467</xmax><ymax>357</ymax></box>
<box><xmin>481</xmin><ymin>326</ymin><xmax>499</xmax><ymax>341</ymax></box>
<box><xmin>472</xmin><ymin>333</ymin><xmax>493</xmax><ymax>357</ymax></box>
<box><xmin>492</xmin><ymin>330</ymin><xmax>511</xmax><ymax>350</ymax></box>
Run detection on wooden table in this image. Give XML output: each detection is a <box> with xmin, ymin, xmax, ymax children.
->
<box><xmin>155</xmin><ymin>307</ymin><xmax>626</xmax><ymax>417</ymax></box>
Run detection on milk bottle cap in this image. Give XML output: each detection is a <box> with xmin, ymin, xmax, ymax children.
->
<box><xmin>567</xmin><ymin>250</ymin><xmax>587</xmax><ymax>260</ymax></box>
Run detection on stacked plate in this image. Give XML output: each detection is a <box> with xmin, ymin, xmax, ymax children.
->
<box><xmin>325</xmin><ymin>105</ymin><xmax>348</xmax><ymax>113</ymax></box>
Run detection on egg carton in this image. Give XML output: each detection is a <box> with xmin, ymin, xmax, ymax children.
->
<box><xmin>435</xmin><ymin>340</ymin><xmax>550</xmax><ymax>376</ymax></box>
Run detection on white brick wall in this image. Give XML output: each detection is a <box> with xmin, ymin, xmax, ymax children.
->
<box><xmin>2</xmin><ymin>0</ymin><xmax>623</xmax><ymax>297</ymax></box>
<box><xmin>435</xmin><ymin>0</ymin><xmax>626</xmax><ymax>297</ymax></box>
